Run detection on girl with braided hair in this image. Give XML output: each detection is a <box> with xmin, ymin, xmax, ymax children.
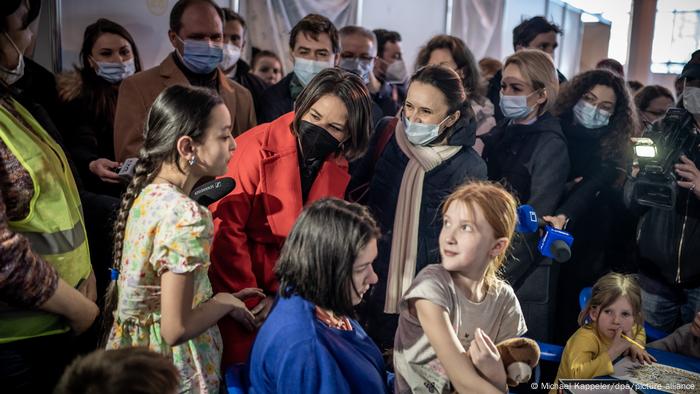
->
<box><xmin>103</xmin><ymin>84</ymin><xmax>263</xmax><ymax>394</ymax></box>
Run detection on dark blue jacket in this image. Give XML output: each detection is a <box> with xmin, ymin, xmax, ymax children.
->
<box><xmin>257</xmin><ymin>72</ymin><xmax>295</xmax><ymax>124</ymax></box>
<box><xmin>349</xmin><ymin>116</ymin><xmax>486</xmax><ymax>343</ymax></box>
<box><xmin>258</xmin><ymin>71</ymin><xmax>384</xmax><ymax>127</ymax></box>
<box><xmin>249</xmin><ymin>295</ymin><xmax>388</xmax><ymax>394</ymax></box>
<box><xmin>482</xmin><ymin>112</ymin><xmax>569</xmax><ymax>287</ymax></box>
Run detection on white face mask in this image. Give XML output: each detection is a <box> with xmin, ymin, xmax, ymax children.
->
<box><xmin>573</xmin><ymin>99</ymin><xmax>611</xmax><ymax>129</ymax></box>
<box><xmin>499</xmin><ymin>91</ymin><xmax>536</xmax><ymax>119</ymax></box>
<box><xmin>683</xmin><ymin>86</ymin><xmax>700</xmax><ymax>115</ymax></box>
<box><xmin>94</xmin><ymin>58</ymin><xmax>136</xmax><ymax>83</ymax></box>
<box><xmin>385</xmin><ymin>59</ymin><xmax>408</xmax><ymax>84</ymax></box>
<box><xmin>220</xmin><ymin>43</ymin><xmax>242</xmax><ymax>71</ymax></box>
<box><xmin>0</xmin><ymin>32</ymin><xmax>25</xmax><ymax>85</ymax></box>
<box><xmin>403</xmin><ymin>111</ymin><xmax>451</xmax><ymax>145</ymax></box>
<box><xmin>293</xmin><ymin>57</ymin><xmax>333</xmax><ymax>86</ymax></box>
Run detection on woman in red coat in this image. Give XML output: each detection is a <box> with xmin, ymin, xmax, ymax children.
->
<box><xmin>209</xmin><ymin>68</ymin><xmax>373</xmax><ymax>366</ymax></box>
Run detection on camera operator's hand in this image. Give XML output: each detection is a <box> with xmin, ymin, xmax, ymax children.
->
<box><xmin>89</xmin><ymin>158</ymin><xmax>121</xmax><ymax>184</ymax></box>
<box><xmin>675</xmin><ymin>155</ymin><xmax>700</xmax><ymax>200</ymax></box>
<box><xmin>542</xmin><ymin>214</ymin><xmax>568</xmax><ymax>230</ymax></box>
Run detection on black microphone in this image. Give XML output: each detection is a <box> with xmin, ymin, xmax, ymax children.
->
<box><xmin>190</xmin><ymin>177</ymin><xmax>236</xmax><ymax>206</ymax></box>
<box><xmin>548</xmin><ymin>240</ymin><xmax>572</xmax><ymax>263</ymax></box>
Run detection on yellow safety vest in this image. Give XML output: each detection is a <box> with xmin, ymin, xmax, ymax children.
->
<box><xmin>0</xmin><ymin>98</ymin><xmax>91</xmax><ymax>343</ymax></box>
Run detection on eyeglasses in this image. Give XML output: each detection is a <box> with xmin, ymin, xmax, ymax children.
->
<box><xmin>339</xmin><ymin>54</ymin><xmax>373</xmax><ymax>65</ymax></box>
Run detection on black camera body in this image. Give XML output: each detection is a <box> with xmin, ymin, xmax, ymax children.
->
<box><xmin>632</xmin><ymin>108</ymin><xmax>698</xmax><ymax>210</ymax></box>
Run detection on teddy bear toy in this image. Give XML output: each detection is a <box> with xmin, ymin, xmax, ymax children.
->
<box><xmin>496</xmin><ymin>337</ymin><xmax>541</xmax><ymax>386</ymax></box>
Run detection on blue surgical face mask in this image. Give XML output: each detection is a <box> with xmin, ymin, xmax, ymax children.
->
<box><xmin>177</xmin><ymin>37</ymin><xmax>223</xmax><ymax>74</ymax></box>
<box><xmin>94</xmin><ymin>58</ymin><xmax>135</xmax><ymax>83</ymax></box>
<box><xmin>293</xmin><ymin>57</ymin><xmax>333</xmax><ymax>86</ymax></box>
<box><xmin>499</xmin><ymin>91</ymin><xmax>537</xmax><ymax>119</ymax></box>
<box><xmin>573</xmin><ymin>99</ymin><xmax>611</xmax><ymax>129</ymax></box>
<box><xmin>339</xmin><ymin>57</ymin><xmax>373</xmax><ymax>84</ymax></box>
<box><xmin>403</xmin><ymin>111</ymin><xmax>451</xmax><ymax>146</ymax></box>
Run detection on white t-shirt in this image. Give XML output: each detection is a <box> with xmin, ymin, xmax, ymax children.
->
<box><xmin>393</xmin><ymin>264</ymin><xmax>527</xmax><ymax>393</ymax></box>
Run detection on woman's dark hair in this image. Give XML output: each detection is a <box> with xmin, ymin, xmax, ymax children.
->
<box><xmin>415</xmin><ymin>35</ymin><xmax>484</xmax><ymax>103</ymax></box>
<box><xmin>54</xmin><ymin>348</ymin><xmax>179</xmax><ymax>394</ymax></box>
<box><xmin>410</xmin><ymin>64</ymin><xmax>468</xmax><ymax>116</ymax></box>
<box><xmin>292</xmin><ymin>67</ymin><xmax>372</xmax><ymax>160</ymax></box>
<box><xmin>102</xmin><ymin>85</ymin><xmax>224</xmax><ymax>342</ymax></box>
<box><xmin>634</xmin><ymin>84</ymin><xmax>674</xmax><ymax>113</ymax></box>
<box><xmin>552</xmin><ymin>69</ymin><xmax>637</xmax><ymax>162</ymax></box>
<box><xmin>289</xmin><ymin>13</ymin><xmax>339</xmax><ymax>54</ymax></box>
<box><xmin>77</xmin><ymin>18</ymin><xmax>142</xmax><ymax>125</ymax></box>
<box><xmin>276</xmin><ymin>198</ymin><xmax>380</xmax><ymax>317</ymax></box>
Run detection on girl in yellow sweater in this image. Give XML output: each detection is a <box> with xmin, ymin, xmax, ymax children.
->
<box><xmin>554</xmin><ymin>273</ymin><xmax>655</xmax><ymax>387</ymax></box>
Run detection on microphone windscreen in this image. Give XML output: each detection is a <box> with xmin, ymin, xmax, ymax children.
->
<box><xmin>516</xmin><ymin>205</ymin><xmax>539</xmax><ymax>233</ymax></box>
<box><xmin>550</xmin><ymin>239</ymin><xmax>572</xmax><ymax>263</ymax></box>
<box><xmin>190</xmin><ymin>177</ymin><xmax>236</xmax><ymax>206</ymax></box>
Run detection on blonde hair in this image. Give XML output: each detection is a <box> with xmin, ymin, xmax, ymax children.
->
<box><xmin>503</xmin><ymin>49</ymin><xmax>559</xmax><ymax>115</ymax></box>
<box><xmin>441</xmin><ymin>181</ymin><xmax>518</xmax><ymax>287</ymax></box>
<box><xmin>578</xmin><ymin>272</ymin><xmax>643</xmax><ymax>337</ymax></box>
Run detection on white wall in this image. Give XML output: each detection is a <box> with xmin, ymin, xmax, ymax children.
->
<box><xmin>57</xmin><ymin>0</ymin><xmax>232</xmax><ymax>71</ymax></box>
<box><xmin>360</xmin><ymin>0</ymin><xmax>447</xmax><ymax>73</ymax></box>
<box><xmin>499</xmin><ymin>0</ymin><xmax>583</xmax><ymax>78</ymax></box>
<box><xmin>501</xmin><ymin>0</ymin><xmax>546</xmax><ymax>59</ymax></box>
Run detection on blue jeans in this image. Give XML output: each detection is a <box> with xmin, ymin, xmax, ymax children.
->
<box><xmin>641</xmin><ymin>286</ymin><xmax>700</xmax><ymax>333</ymax></box>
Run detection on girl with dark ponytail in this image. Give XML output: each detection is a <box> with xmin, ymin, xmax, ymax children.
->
<box><xmin>103</xmin><ymin>84</ymin><xmax>263</xmax><ymax>394</ymax></box>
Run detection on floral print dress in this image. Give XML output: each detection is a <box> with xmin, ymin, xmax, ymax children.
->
<box><xmin>106</xmin><ymin>183</ymin><xmax>223</xmax><ymax>393</ymax></box>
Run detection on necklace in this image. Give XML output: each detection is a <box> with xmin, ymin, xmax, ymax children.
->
<box><xmin>153</xmin><ymin>176</ymin><xmax>184</xmax><ymax>191</ymax></box>
<box><xmin>314</xmin><ymin>306</ymin><xmax>353</xmax><ymax>331</ymax></box>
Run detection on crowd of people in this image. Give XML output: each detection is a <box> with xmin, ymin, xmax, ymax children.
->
<box><xmin>0</xmin><ymin>0</ymin><xmax>699</xmax><ymax>393</ymax></box>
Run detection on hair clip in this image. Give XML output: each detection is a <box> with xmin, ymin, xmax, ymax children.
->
<box><xmin>109</xmin><ymin>268</ymin><xmax>120</xmax><ymax>281</ymax></box>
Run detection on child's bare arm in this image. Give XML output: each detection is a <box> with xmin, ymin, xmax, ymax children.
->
<box><xmin>414</xmin><ymin>299</ymin><xmax>507</xmax><ymax>394</ymax></box>
<box><xmin>160</xmin><ymin>271</ymin><xmax>263</xmax><ymax>346</ymax></box>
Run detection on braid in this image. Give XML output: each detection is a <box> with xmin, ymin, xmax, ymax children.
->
<box><xmin>98</xmin><ymin>84</ymin><xmax>223</xmax><ymax>345</ymax></box>
<box><xmin>100</xmin><ymin>152</ymin><xmax>159</xmax><ymax>345</ymax></box>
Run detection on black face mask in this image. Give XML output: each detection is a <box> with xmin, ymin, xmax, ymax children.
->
<box><xmin>297</xmin><ymin>120</ymin><xmax>342</xmax><ymax>161</ymax></box>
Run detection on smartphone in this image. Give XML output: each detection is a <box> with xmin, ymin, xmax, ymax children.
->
<box><xmin>117</xmin><ymin>158</ymin><xmax>138</xmax><ymax>182</ymax></box>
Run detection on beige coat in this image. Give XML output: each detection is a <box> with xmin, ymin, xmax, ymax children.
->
<box><xmin>113</xmin><ymin>54</ymin><xmax>256</xmax><ymax>161</ymax></box>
